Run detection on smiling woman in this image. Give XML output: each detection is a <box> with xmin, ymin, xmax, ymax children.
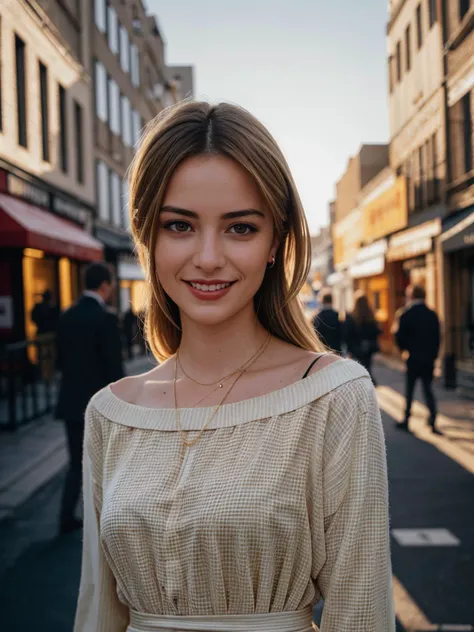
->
<box><xmin>74</xmin><ymin>102</ymin><xmax>394</xmax><ymax>632</ymax></box>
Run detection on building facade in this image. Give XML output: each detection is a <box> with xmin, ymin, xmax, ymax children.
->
<box><xmin>441</xmin><ymin>0</ymin><xmax>474</xmax><ymax>375</ymax></box>
<box><xmin>331</xmin><ymin>145</ymin><xmax>389</xmax><ymax>316</ymax></box>
<box><xmin>0</xmin><ymin>0</ymin><xmax>102</xmax><ymax>344</ymax></box>
<box><xmin>387</xmin><ymin>0</ymin><xmax>446</xmax><ymax>314</ymax></box>
<box><xmin>90</xmin><ymin>0</ymin><xmax>191</xmax><ymax>313</ymax></box>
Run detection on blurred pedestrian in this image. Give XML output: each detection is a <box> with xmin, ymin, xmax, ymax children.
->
<box><xmin>345</xmin><ymin>291</ymin><xmax>381</xmax><ymax>385</ymax></box>
<box><xmin>56</xmin><ymin>262</ymin><xmax>124</xmax><ymax>535</ymax></box>
<box><xmin>395</xmin><ymin>284</ymin><xmax>441</xmax><ymax>434</ymax></box>
<box><xmin>31</xmin><ymin>290</ymin><xmax>58</xmax><ymax>335</ymax></box>
<box><xmin>313</xmin><ymin>289</ymin><xmax>342</xmax><ymax>353</ymax></box>
<box><xmin>74</xmin><ymin>102</ymin><xmax>394</xmax><ymax>631</ymax></box>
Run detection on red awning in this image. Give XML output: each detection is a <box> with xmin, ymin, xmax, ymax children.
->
<box><xmin>0</xmin><ymin>193</ymin><xmax>103</xmax><ymax>261</ymax></box>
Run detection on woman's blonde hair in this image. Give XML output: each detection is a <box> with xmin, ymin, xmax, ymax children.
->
<box><xmin>128</xmin><ymin>101</ymin><xmax>325</xmax><ymax>361</ymax></box>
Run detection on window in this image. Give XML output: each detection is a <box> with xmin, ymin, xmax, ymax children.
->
<box><xmin>132</xmin><ymin>109</ymin><xmax>141</xmax><ymax>146</ymax></box>
<box><xmin>110</xmin><ymin>171</ymin><xmax>122</xmax><ymax>226</ymax></box>
<box><xmin>119</xmin><ymin>25</ymin><xmax>130</xmax><ymax>73</ymax></box>
<box><xmin>405</xmin><ymin>25</ymin><xmax>411</xmax><ymax>72</ymax></box>
<box><xmin>130</xmin><ymin>43</ymin><xmax>140</xmax><ymax>87</ymax></box>
<box><xmin>462</xmin><ymin>92</ymin><xmax>472</xmax><ymax>173</ymax></box>
<box><xmin>96</xmin><ymin>160</ymin><xmax>110</xmax><ymax>221</ymax></box>
<box><xmin>108</xmin><ymin>78</ymin><xmax>121</xmax><ymax>135</ymax></box>
<box><xmin>416</xmin><ymin>4</ymin><xmax>423</xmax><ymax>49</ymax></box>
<box><xmin>15</xmin><ymin>34</ymin><xmax>27</xmax><ymax>148</ymax></box>
<box><xmin>107</xmin><ymin>5</ymin><xmax>119</xmax><ymax>54</ymax></box>
<box><xmin>94</xmin><ymin>60</ymin><xmax>108</xmax><ymax>122</ymax></box>
<box><xmin>121</xmin><ymin>95</ymin><xmax>132</xmax><ymax>146</ymax></box>
<box><xmin>428</xmin><ymin>0</ymin><xmax>437</xmax><ymax>26</ymax></box>
<box><xmin>39</xmin><ymin>62</ymin><xmax>49</xmax><ymax>162</ymax></box>
<box><xmin>425</xmin><ymin>138</ymin><xmax>433</xmax><ymax>202</ymax></box>
<box><xmin>396</xmin><ymin>41</ymin><xmax>402</xmax><ymax>82</ymax></box>
<box><xmin>74</xmin><ymin>101</ymin><xmax>84</xmax><ymax>184</ymax></box>
<box><xmin>58</xmin><ymin>84</ymin><xmax>68</xmax><ymax>173</ymax></box>
<box><xmin>121</xmin><ymin>178</ymin><xmax>130</xmax><ymax>229</ymax></box>
<box><xmin>460</xmin><ymin>0</ymin><xmax>471</xmax><ymax>20</ymax></box>
<box><xmin>94</xmin><ymin>0</ymin><xmax>107</xmax><ymax>33</ymax></box>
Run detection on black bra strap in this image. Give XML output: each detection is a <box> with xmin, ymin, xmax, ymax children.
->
<box><xmin>302</xmin><ymin>354</ymin><xmax>324</xmax><ymax>379</ymax></box>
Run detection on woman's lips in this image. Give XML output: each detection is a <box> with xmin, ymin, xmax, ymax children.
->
<box><xmin>184</xmin><ymin>281</ymin><xmax>235</xmax><ymax>301</ymax></box>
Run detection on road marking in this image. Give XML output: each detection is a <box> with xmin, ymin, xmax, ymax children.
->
<box><xmin>376</xmin><ymin>386</ymin><xmax>474</xmax><ymax>475</ymax></box>
<box><xmin>392</xmin><ymin>575</ymin><xmax>436</xmax><ymax>631</ymax></box>
<box><xmin>392</xmin><ymin>528</ymin><xmax>461</xmax><ymax>547</ymax></box>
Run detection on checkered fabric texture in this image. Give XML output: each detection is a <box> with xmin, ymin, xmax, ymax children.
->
<box><xmin>74</xmin><ymin>359</ymin><xmax>395</xmax><ymax>632</ymax></box>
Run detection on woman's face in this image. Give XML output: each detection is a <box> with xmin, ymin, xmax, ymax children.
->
<box><xmin>155</xmin><ymin>154</ymin><xmax>277</xmax><ymax>327</ymax></box>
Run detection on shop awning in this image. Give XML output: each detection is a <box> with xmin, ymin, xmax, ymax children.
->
<box><xmin>441</xmin><ymin>208</ymin><xmax>474</xmax><ymax>253</ymax></box>
<box><xmin>0</xmin><ymin>193</ymin><xmax>103</xmax><ymax>261</ymax></box>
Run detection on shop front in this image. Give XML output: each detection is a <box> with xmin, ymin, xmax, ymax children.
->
<box><xmin>95</xmin><ymin>223</ymin><xmax>135</xmax><ymax>313</ymax></box>
<box><xmin>386</xmin><ymin>219</ymin><xmax>442</xmax><ymax>317</ymax></box>
<box><xmin>0</xmin><ymin>192</ymin><xmax>103</xmax><ymax>344</ymax></box>
<box><xmin>440</xmin><ymin>209</ymin><xmax>474</xmax><ymax>369</ymax></box>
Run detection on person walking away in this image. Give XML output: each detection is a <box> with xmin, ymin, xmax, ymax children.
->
<box><xmin>395</xmin><ymin>284</ymin><xmax>441</xmax><ymax>434</ymax></box>
<box><xmin>345</xmin><ymin>291</ymin><xmax>381</xmax><ymax>385</ymax></box>
<box><xmin>313</xmin><ymin>290</ymin><xmax>342</xmax><ymax>353</ymax></box>
<box><xmin>56</xmin><ymin>262</ymin><xmax>124</xmax><ymax>534</ymax></box>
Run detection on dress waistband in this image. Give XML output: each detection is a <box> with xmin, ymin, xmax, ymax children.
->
<box><xmin>128</xmin><ymin>606</ymin><xmax>314</xmax><ymax>632</ymax></box>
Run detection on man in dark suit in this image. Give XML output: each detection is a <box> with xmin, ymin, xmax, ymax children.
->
<box><xmin>313</xmin><ymin>290</ymin><xmax>342</xmax><ymax>354</ymax></box>
<box><xmin>56</xmin><ymin>262</ymin><xmax>124</xmax><ymax>533</ymax></box>
<box><xmin>395</xmin><ymin>284</ymin><xmax>441</xmax><ymax>434</ymax></box>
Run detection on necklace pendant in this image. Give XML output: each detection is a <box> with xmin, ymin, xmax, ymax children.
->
<box><xmin>219</xmin><ymin>383</ymin><xmax>223</xmax><ymax>388</ymax></box>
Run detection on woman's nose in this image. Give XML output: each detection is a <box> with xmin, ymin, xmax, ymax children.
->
<box><xmin>192</xmin><ymin>233</ymin><xmax>226</xmax><ymax>271</ymax></box>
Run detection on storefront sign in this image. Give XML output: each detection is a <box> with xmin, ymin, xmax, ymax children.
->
<box><xmin>349</xmin><ymin>240</ymin><xmax>387</xmax><ymax>279</ymax></box>
<box><xmin>363</xmin><ymin>177</ymin><xmax>407</xmax><ymax>242</ymax></box>
<box><xmin>8</xmin><ymin>173</ymin><xmax>50</xmax><ymax>208</ymax></box>
<box><xmin>52</xmin><ymin>196</ymin><xmax>89</xmax><ymax>227</ymax></box>
<box><xmin>387</xmin><ymin>219</ymin><xmax>441</xmax><ymax>261</ymax></box>
<box><xmin>7</xmin><ymin>172</ymin><xmax>91</xmax><ymax>228</ymax></box>
<box><xmin>441</xmin><ymin>211</ymin><xmax>474</xmax><ymax>253</ymax></box>
<box><xmin>333</xmin><ymin>208</ymin><xmax>363</xmax><ymax>268</ymax></box>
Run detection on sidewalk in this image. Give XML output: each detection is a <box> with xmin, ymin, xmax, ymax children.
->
<box><xmin>0</xmin><ymin>353</ymin><xmax>156</xmax><ymax>524</ymax></box>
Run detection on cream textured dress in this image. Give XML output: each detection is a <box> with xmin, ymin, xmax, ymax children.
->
<box><xmin>74</xmin><ymin>359</ymin><xmax>395</xmax><ymax>632</ymax></box>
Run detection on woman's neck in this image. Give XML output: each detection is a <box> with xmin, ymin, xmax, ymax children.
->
<box><xmin>178</xmin><ymin>310</ymin><xmax>269</xmax><ymax>381</ymax></box>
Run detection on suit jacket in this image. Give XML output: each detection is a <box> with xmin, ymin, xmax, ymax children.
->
<box><xmin>56</xmin><ymin>295</ymin><xmax>124</xmax><ymax>420</ymax></box>
<box><xmin>313</xmin><ymin>307</ymin><xmax>342</xmax><ymax>353</ymax></box>
<box><xmin>395</xmin><ymin>302</ymin><xmax>440</xmax><ymax>365</ymax></box>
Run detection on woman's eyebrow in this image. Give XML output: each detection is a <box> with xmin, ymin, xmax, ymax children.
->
<box><xmin>160</xmin><ymin>205</ymin><xmax>265</xmax><ymax>220</ymax></box>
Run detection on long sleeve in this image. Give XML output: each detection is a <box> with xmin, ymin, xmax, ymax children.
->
<box><xmin>74</xmin><ymin>406</ymin><xmax>129</xmax><ymax>632</ymax></box>
<box><xmin>316</xmin><ymin>379</ymin><xmax>395</xmax><ymax>631</ymax></box>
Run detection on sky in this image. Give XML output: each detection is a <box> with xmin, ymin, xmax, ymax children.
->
<box><xmin>148</xmin><ymin>0</ymin><xmax>390</xmax><ymax>234</ymax></box>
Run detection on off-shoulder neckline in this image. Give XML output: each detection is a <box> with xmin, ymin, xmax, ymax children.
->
<box><xmin>90</xmin><ymin>359</ymin><xmax>369</xmax><ymax>431</ymax></box>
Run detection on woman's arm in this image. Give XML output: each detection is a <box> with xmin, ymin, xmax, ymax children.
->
<box><xmin>74</xmin><ymin>405</ymin><xmax>129</xmax><ymax>632</ymax></box>
<box><xmin>315</xmin><ymin>379</ymin><xmax>395</xmax><ymax>631</ymax></box>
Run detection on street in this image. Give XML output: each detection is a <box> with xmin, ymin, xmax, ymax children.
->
<box><xmin>0</xmin><ymin>361</ymin><xmax>472</xmax><ymax>631</ymax></box>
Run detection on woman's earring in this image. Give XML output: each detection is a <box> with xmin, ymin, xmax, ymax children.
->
<box><xmin>267</xmin><ymin>256</ymin><xmax>275</xmax><ymax>269</ymax></box>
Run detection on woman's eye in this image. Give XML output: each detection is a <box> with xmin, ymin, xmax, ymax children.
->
<box><xmin>165</xmin><ymin>221</ymin><xmax>191</xmax><ymax>233</ymax></box>
<box><xmin>229</xmin><ymin>223</ymin><xmax>257</xmax><ymax>235</ymax></box>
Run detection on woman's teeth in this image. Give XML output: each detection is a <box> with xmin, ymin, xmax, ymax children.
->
<box><xmin>189</xmin><ymin>282</ymin><xmax>231</xmax><ymax>292</ymax></box>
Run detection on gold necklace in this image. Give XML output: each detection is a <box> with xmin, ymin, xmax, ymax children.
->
<box><xmin>177</xmin><ymin>333</ymin><xmax>271</xmax><ymax>388</ymax></box>
<box><xmin>174</xmin><ymin>334</ymin><xmax>271</xmax><ymax>449</ymax></box>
